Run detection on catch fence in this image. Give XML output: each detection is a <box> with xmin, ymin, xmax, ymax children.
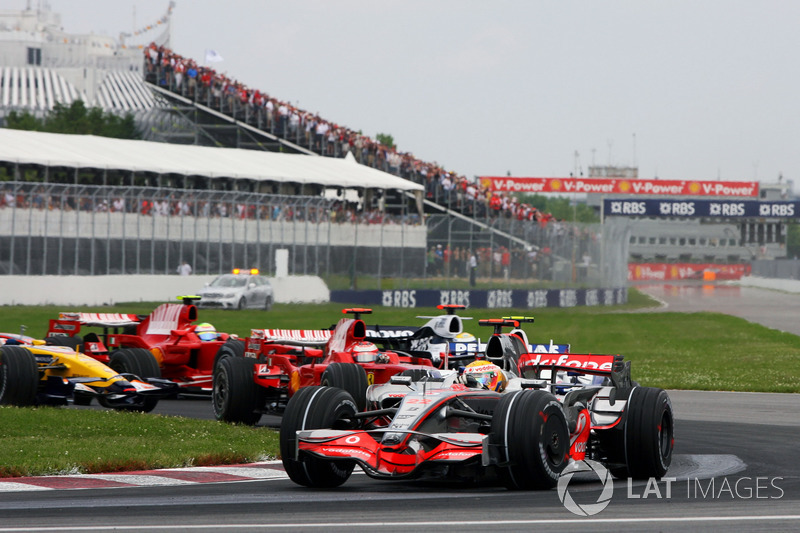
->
<box><xmin>0</xmin><ymin>181</ymin><xmax>629</xmax><ymax>290</ymax></box>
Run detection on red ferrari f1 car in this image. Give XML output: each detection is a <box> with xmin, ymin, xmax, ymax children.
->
<box><xmin>45</xmin><ymin>297</ymin><xmax>243</xmax><ymax>394</ymax></box>
<box><xmin>279</xmin><ymin>318</ymin><xmax>674</xmax><ymax>490</ymax></box>
<box><xmin>211</xmin><ymin>308</ymin><xmax>435</xmax><ymax>425</ymax></box>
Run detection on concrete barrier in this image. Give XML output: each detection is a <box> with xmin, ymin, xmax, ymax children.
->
<box><xmin>0</xmin><ymin>275</ymin><xmax>330</xmax><ymax>306</ymax></box>
<box><xmin>736</xmin><ymin>275</ymin><xmax>800</xmax><ymax>294</ymax></box>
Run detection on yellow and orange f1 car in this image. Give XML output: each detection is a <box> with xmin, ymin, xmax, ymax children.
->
<box><xmin>0</xmin><ymin>338</ymin><xmax>176</xmax><ymax>412</ymax></box>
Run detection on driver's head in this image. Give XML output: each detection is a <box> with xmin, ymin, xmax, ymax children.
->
<box><xmin>463</xmin><ymin>360</ymin><xmax>507</xmax><ymax>392</ymax></box>
<box><xmin>195</xmin><ymin>322</ymin><xmax>219</xmax><ymax>341</ymax></box>
<box><xmin>352</xmin><ymin>340</ymin><xmax>379</xmax><ymax>362</ymax></box>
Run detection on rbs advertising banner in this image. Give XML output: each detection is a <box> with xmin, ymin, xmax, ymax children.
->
<box><xmin>330</xmin><ymin>288</ymin><xmax>628</xmax><ymax>309</ymax></box>
<box><xmin>603</xmin><ymin>199</ymin><xmax>800</xmax><ymax>219</ymax></box>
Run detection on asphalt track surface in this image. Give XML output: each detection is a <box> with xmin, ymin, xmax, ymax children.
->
<box><xmin>2</xmin><ymin>282</ymin><xmax>799</xmax><ymax>532</ymax></box>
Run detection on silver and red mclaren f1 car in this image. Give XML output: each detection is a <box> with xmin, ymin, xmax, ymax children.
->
<box><xmin>279</xmin><ymin>319</ymin><xmax>674</xmax><ymax>490</ymax></box>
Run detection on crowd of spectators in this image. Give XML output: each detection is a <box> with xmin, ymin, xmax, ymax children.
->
<box><xmin>426</xmin><ymin>243</ymin><xmax>556</xmax><ymax>281</ymax></box>
<box><xmin>143</xmin><ymin>43</ymin><xmax>557</xmax><ymax>228</ymax></box>
<box><xmin>0</xmin><ymin>186</ymin><xmax>419</xmax><ymax>225</ymax></box>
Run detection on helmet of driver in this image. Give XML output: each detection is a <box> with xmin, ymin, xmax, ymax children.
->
<box><xmin>454</xmin><ymin>331</ymin><xmax>477</xmax><ymax>343</ymax></box>
<box><xmin>352</xmin><ymin>340</ymin><xmax>379</xmax><ymax>362</ymax></box>
<box><xmin>463</xmin><ymin>360</ymin><xmax>507</xmax><ymax>392</ymax></box>
<box><xmin>195</xmin><ymin>322</ymin><xmax>219</xmax><ymax>341</ymax></box>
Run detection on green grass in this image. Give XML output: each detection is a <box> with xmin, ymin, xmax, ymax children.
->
<box><xmin>2</xmin><ymin>288</ymin><xmax>799</xmax><ymax>478</ymax></box>
<box><xmin>0</xmin><ymin>407</ymin><xmax>277</xmax><ymax>478</ymax></box>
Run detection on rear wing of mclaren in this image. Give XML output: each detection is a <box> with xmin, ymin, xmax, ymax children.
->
<box><xmin>518</xmin><ymin>352</ymin><xmax>633</xmax><ymax>388</ymax></box>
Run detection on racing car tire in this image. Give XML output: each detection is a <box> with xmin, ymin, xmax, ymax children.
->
<box><xmin>107</xmin><ymin>348</ymin><xmax>162</xmax><ymax>413</ymax></box>
<box><xmin>214</xmin><ymin>338</ymin><xmax>244</xmax><ymax>369</ymax></box>
<box><xmin>212</xmin><ymin>356</ymin><xmax>264</xmax><ymax>425</ymax></box>
<box><xmin>0</xmin><ymin>346</ymin><xmax>39</xmax><ymax>406</ymax></box>
<box><xmin>320</xmin><ymin>363</ymin><xmax>368</xmax><ymax>411</ymax></box>
<box><xmin>212</xmin><ymin>337</ymin><xmax>246</xmax><ymax>369</ymax></box>
<box><xmin>489</xmin><ymin>389</ymin><xmax>570</xmax><ymax>490</ymax></box>
<box><xmin>280</xmin><ymin>386</ymin><xmax>358</xmax><ymax>488</ymax></box>
<box><xmin>109</xmin><ymin>348</ymin><xmax>161</xmax><ymax>379</ymax></box>
<box><xmin>45</xmin><ymin>335</ymin><xmax>82</xmax><ymax>351</ymax></box>
<box><xmin>612</xmin><ymin>387</ymin><xmax>673</xmax><ymax>480</ymax></box>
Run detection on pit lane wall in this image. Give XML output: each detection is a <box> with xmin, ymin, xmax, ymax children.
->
<box><xmin>0</xmin><ymin>275</ymin><xmax>330</xmax><ymax>306</ymax></box>
<box><xmin>331</xmin><ymin>287</ymin><xmax>628</xmax><ymax>309</ymax></box>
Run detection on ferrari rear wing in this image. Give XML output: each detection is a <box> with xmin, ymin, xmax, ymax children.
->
<box><xmin>250</xmin><ymin>329</ymin><xmax>332</xmax><ymax>346</ymax></box>
<box><xmin>53</xmin><ymin>312</ymin><xmax>141</xmax><ymax>328</ymax></box>
<box><xmin>47</xmin><ymin>312</ymin><xmax>141</xmax><ymax>338</ymax></box>
<box><xmin>250</xmin><ymin>325</ymin><xmax>419</xmax><ymax>346</ymax></box>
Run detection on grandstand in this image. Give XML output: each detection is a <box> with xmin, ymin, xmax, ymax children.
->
<box><xmin>0</xmin><ymin>3</ymin><xmax>627</xmax><ymax>290</ymax></box>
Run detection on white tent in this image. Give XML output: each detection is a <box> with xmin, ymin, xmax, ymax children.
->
<box><xmin>0</xmin><ymin>128</ymin><xmax>424</xmax><ymax>192</ymax></box>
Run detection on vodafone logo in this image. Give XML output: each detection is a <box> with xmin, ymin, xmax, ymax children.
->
<box><xmin>520</xmin><ymin>353</ymin><xmax>614</xmax><ymax>371</ymax></box>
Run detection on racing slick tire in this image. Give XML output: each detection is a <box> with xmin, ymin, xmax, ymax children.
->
<box><xmin>489</xmin><ymin>389</ymin><xmax>570</xmax><ymax>490</ymax></box>
<box><xmin>106</xmin><ymin>348</ymin><xmax>162</xmax><ymax>413</ymax></box>
<box><xmin>280</xmin><ymin>386</ymin><xmax>358</xmax><ymax>488</ymax></box>
<box><xmin>0</xmin><ymin>346</ymin><xmax>39</xmax><ymax>406</ymax></box>
<box><xmin>612</xmin><ymin>387</ymin><xmax>674</xmax><ymax>480</ymax></box>
<box><xmin>45</xmin><ymin>335</ymin><xmax>82</xmax><ymax>351</ymax></box>
<box><xmin>320</xmin><ymin>363</ymin><xmax>368</xmax><ymax>411</ymax></box>
<box><xmin>212</xmin><ymin>356</ymin><xmax>265</xmax><ymax>425</ymax></box>
<box><xmin>213</xmin><ymin>337</ymin><xmax>246</xmax><ymax>368</ymax></box>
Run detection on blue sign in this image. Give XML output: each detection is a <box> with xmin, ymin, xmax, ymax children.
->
<box><xmin>330</xmin><ymin>288</ymin><xmax>628</xmax><ymax>309</ymax></box>
<box><xmin>603</xmin><ymin>199</ymin><xmax>800</xmax><ymax>218</ymax></box>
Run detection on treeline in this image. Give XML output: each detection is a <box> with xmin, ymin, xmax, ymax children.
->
<box><xmin>5</xmin><ymin>101</ymin><xmax>140</xmax><ymax>139</ymax></box>
<box><xmin>518</xmin><ymin>193</ymin><xmax>599</xmax><ymax>223</ymax></box>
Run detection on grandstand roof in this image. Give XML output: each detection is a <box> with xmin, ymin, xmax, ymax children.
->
<box><xmin>0</xmin><ymin>128</ymin><xmax>424</xmax><ymax>191</ymax></box>
<box><xmin>0</xmin><ymin>67</ymin><xmax>155</xmax><ymax>112</ymax></box>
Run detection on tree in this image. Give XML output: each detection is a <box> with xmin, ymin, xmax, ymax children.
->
<box><xmin>5</xmin><ymin>100</ymin><xmax>140</xmax><ymax>139</ymax></box>
<box><xmin>375</xmin><ymin>133</ymin><xmax>395</xmax><ymax>149</ymax></box>
<box><xmin>518</xmin><ymin>193</ymin><xmax>599</xmax><ymax>223</ymax></box>
<box><xmin>5</xmin><ymin>110</ymin><xmax>41</xmax><ymax>131</ymax></box>
<box><xmin>786</xmin><ymin>223</ymin><xmax>800</xmax><ymax>258</ymax></box>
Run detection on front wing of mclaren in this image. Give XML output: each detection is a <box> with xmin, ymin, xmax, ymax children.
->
<box><xmin>294</xmin><ymin>428</ymin><xmax>485</xmax><ymax>479</ymax></box>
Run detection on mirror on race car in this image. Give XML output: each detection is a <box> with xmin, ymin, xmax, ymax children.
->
<box><xmin>389</xmin><ymin>375</ymin><xmax>413</xmax><ymax>386</ymax></box>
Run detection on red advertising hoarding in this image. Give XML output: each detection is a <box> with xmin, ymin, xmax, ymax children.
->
<box><xmin>480</xmin><ymin>177</ymin><xmax>759</xmax><ymax>197</ymax></box>
<box><xmin>628</xmin><ymin>263</ymin><xmax>752</xmax><ymax>281</ymax></box>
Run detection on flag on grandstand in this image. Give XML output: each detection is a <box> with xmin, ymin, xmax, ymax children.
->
<box><xmin>205</xmin><ymin>49</ymin><xmax>224</xmax><ymax>63</ymax></box>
